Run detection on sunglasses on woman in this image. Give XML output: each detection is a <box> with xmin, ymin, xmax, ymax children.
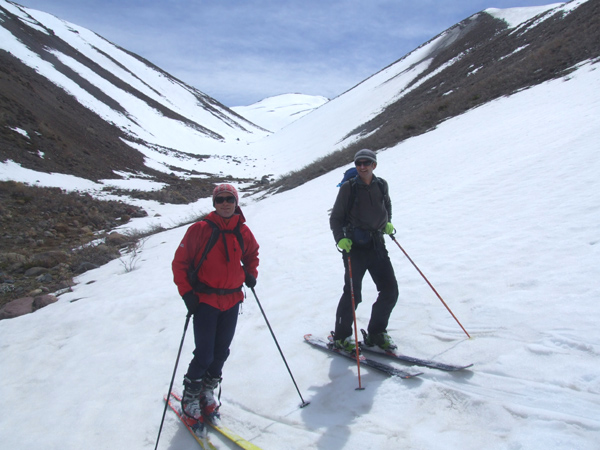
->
<box><xmin>215</xmin><ymin>196</ymin><xmax>236</xmax><ymax>204</ymax></box>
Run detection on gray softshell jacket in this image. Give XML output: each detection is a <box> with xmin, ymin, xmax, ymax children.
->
<box><xmin>329</xmin><ymin>175</ymin><xmax>392</xmax><ymax>244</ymax></box>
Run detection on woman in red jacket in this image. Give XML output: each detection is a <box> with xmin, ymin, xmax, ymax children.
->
<box><xmin>172</xmin><ymin>184</ymin><xmax>259</xmax><ymax>423</ymax></box>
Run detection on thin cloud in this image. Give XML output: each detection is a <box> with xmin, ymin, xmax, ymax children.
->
<box><xmin>16</xmin><ymin>0</ymin><xmax>562</xmax><ymax>106</ymax></box>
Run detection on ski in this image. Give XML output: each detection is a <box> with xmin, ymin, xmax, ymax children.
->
<box><xmin>359</xmin><ymin>329</ymin><xmax>473</xmax><ymax>372</ymax></box>
<box><xmin>170</xmin><ymin>391</ymin><xmax>263</xmax><ymax>450</ymax></box>
<box><xmin>164</xmin><ymin>393</ymin><xmax>217</xmax><ymax>450</ymax></box>
<box><xmin>303</xmin><ymin>334</ymin><xmax>422</xmax><ymax>379</ymax></box>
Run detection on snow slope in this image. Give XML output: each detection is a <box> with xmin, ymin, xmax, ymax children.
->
<box><xmin>0</xmin><ymin>0</ymin><xmax>269</xmax><ymax>180</ymax></box>
<box><xmin>232</xmin><ymin>94</ymin><xmax>329</xmax><ymax>133</ymax></box>
<box><xmin>1</xmin><ymin>56</ymin><xmax>599</xmax><ymax>450</ymax></box>
<box><xmin>0</xmin><ymin>1</ymin><xmax>571</xmax><ymax>188</ymax></box>
<box><xmin>486</xmin><ymin>3</ymin><xmax>564</xmax><ymax>27</ymax></box>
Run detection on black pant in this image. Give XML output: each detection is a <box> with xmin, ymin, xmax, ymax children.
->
<box><xmin>334</xmin><ymin>244</ymin><xmax>398</xmax><ymax>341</ymax></box>
<box><xmin>185</xmin><ymin>302</ymin><xmax>240</xmax><ymax>380</ymax></box>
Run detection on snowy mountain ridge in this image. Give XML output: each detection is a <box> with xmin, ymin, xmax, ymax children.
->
<box><xmin>231</xmin><ymin>94</ymin><xmax>329</xmax><ymax>133</ymax></box>
<box><xmin>3</xmin><ymin>0</ymin><xmax>598</xmax><ymax>195</ymax></box>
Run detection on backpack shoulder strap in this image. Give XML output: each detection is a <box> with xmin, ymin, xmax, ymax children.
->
<box><xmin>346</xmin><ymin>176</ymin><xmax>359</xmax><ymax>213</ymax></box>
<box><xmin>377</xmin><ymin>177</ymin><xmax>392</xmax><ymax>218</ymax></box>
<box><xmin>233</xmin><ymin>220</ymin><xmax>245</xmax><ymax>254</ymax></box>
<box><xmin>377</xmin><ymin>177</ymin><xmax>389</xmax><ymax>198</ymax></box>
<box><xmin>188</xmin><ymin>219</ymin><xmax>220</xmax><ymax>280</ymax></box>
<box><xmin>221</xmin><ymin>219</ymin><xmax>245</xmax><ymax>255</ymax></box>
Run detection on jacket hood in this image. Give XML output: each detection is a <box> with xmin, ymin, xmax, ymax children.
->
<box><xmin>235</xmin><ymin>205</ymin><xmax>246</xmax><ymax>223</ymax></box>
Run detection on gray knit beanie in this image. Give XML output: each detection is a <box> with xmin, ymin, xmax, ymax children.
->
<box><xmin>354</xmin><ymin>149</ymin><xmax>377</xmax><ymax>164</ymax></box>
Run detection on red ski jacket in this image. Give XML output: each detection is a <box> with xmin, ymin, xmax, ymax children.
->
<box><xmin>172</xmin><ymin>210</ymin><xmax>259</xmax><ymax>311</ymax></box>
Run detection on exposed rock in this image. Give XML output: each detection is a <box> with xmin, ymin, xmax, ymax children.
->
<box><xmin>0</xmin><ymin>283</ymin><xmax>15</xmax><ymax>294</ymax></box>
<box><xmin>0</xmin><ymin>181</ymin><xmax>154</xmax><ymax>310</ymax></box>
<box><xmin>0</xmin><ymin>296</ymin><xmax>34</xmax><ymax>320</ymax></box>
<box><xmin>74</xmin><ymin>262</ymin><xmax>99</xmax><ymax>274</ymax></box>
<box><xmin>0</xmin><ymin>252</ymin><xmax>27</xmax><ymax>265</ymax></box>
<box><xmin>36</xmin><ymin>273</ymin><xmax>54</xmax><ymax>283</ymax></box>
<box><xmin>24</xmin><ymin>267</ymin><xmax>48</xmax><ymax>277</ymax></box>
<box><xmin>32</xmin><ymin>294</ymin><xmax>57</xmax><ymax>311</ymax></box>
<box><xmin>53</xmin><ymin>223</ymin><xmax>70</xmax><ymax>234</ymax></box>
<box><xmin>106</xmin><ymin>232</ymin><xmax>130</xmax><ymax>247</ymax></box>
<box><xmin>30</xmin><ymin>251</ymin><xmax>69</xmax><ymax>268</ymax></box>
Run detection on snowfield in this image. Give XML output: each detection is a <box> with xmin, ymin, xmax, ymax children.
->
<box><xmin>1</xmin><ymin>1</ymin><xmax>599</xmax><ymax>448</ymax></box>
<box><xmin>1</xmin><ymin>58</ymin><xmax>599</xmax><ymax>449</ymax></box>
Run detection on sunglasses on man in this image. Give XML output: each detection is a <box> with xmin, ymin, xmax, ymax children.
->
<box><xmin>215</xmin><ymin>196</ymin><xmax>236</xmax><ymax>204</ymax></box>
<box><xmin>355</xmin><ymin>159</ymin><xmax>373</xmax><ymax>167</ymax></box>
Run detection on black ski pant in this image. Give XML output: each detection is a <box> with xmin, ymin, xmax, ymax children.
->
<box><xmin>185</xmin><ymin>301</ymin><xmax>240</xmax><ymax>381</ymax></box>
<box><xmin>334</xmin><ymin>244</ymin><xmax>398</xmax><ymax>341</ymax></box>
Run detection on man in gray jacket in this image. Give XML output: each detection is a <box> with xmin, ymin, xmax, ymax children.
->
<box><xmin>329</xmin><ymin>149</ymin><xmax>399</xmax><ymax>353</ymax></box>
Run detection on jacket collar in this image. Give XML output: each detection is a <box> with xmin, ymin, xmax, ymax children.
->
<box><xmin>355</xmin><ymin>173</ymin><xmax>378</xmax><ymax>187</ymax></box>
<box><xmin>206</xmin><ymin>208</ymin><xmax>245</xmax><ymax>229</ymax></box>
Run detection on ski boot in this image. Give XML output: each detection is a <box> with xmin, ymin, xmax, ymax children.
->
<box><xmin>200</xmin><ymin>374</ymin><xmax>222</xmax><ymax>424</ymax></box>
<box><xmin>181</xmin><ymin>376</ymin><xmax>203</xmax><ymax>420</ymax></box>
<box><xmin>331</xmin><ymin>332</ymin><xmax>360</xmax><ymax>355</ymax></box>
<box><xmin>365</xmin><ymin>331</ymin><xmax>397</xmax><ymax>351</ymax></box>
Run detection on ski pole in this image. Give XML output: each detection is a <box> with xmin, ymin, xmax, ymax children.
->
<box><xmin>346</xmin><ymin>252</ymin><xmax>365</xmax><ymax>390</ymax></box>
<box><xmin>389</xmin><ymin>234</ymin><xmax>470</xmax><ymax>338</ymax></box>
<box><xmin>250</xmin><ymin>287</ymin><xmax>310</xmax><ymax>408</ymax></box>
<box><xmin>154</xmin><ymin>312</ymin><xmax>192</xmax><ymax>450</ymax></box>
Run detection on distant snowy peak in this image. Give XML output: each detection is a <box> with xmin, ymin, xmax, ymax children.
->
<box><xmin>485</xmin><ymin>3</ymin><xmax>565</xmax><ymax>28</ymax></box>
<box><xmin>231</xmin><ymin>94</ymin><xmax>329</xmax><ymax>132</ymax></box>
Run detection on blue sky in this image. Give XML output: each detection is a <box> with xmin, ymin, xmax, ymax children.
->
<box><xmin>17</xmin><ymin>0</ymin><xmax>562</xmax><ymax>106</ymax></box>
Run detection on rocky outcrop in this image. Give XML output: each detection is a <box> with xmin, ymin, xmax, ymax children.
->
<box><xmin>0</xmin><ymin>294</ymin><xmax>57</xmax><ymax>320</ymax></box>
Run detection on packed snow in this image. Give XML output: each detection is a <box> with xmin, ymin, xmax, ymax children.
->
<box><xmin>1</xmin><ymin>53</ymin><xmax>599</xmax><ymax>450</ymax></box>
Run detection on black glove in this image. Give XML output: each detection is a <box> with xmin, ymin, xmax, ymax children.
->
<box><xmin>182</xmin><ymin>291</ymin><xmax>199</xmax><ymax>315</ymax></box>
<box><xmin>245</xmin><ymin>273</ymin><xmax>257</xmax><ymax>289</ymax></box>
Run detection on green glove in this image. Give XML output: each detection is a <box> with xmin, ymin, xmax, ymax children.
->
<box><xmin>384</xmin><ymin>222</ymin><xmax>395</xmax><ymax>235</ymax></box>
<box><xmin>337</xmin><ymin>238</ymin><xmax>353</xmax><ymax>252</ymax></box>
